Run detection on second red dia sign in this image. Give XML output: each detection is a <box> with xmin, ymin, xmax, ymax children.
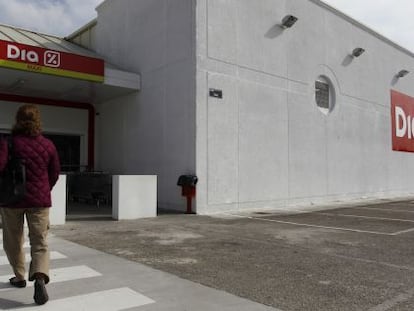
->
<box><xmin>391</xmin><ymin>90</ymin><xmax>414</xmax><ymax>152</ymax></box>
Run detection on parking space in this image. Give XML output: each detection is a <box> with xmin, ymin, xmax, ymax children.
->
<box><xmin>232</xmin><ymin>201</ymin><xmax>414</xmax><ymax>236</ymax></box>
<box><xmin>315</xmin><ymin>207</ymin><xmax>414</xmax><ymax>221</ymax></box>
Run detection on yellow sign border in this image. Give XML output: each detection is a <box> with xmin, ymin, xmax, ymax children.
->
<box><xmin>0</xmin><ymin>59</ymin><xmax>104</xmax><ymax>83</ymax></box>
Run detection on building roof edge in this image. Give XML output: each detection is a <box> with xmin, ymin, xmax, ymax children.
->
<box><xmin>310</xmin><ymin>0</ymin><xmax>414</xmax><ymax>58</ymax></box>
<box><xmin>65</xmin><ymin>18</ymin><xmax>97</xmax><ymax>41</ymax></box>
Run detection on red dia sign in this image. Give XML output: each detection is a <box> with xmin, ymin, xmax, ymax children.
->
<box><xmin>0</xmin><ymin>40</ymin><xmax>104</xmax><ymax>83</ymax></box>
<box><xmin>391</xmin><ymin>90</ymin><xmax>414</xmax><ymax>152</ymax></box>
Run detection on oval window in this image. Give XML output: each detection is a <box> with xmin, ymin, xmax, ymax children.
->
<box><xmin>315</xmin><ymin>76</ymin><xmax>335</xmax><ymax>114</ymax></box>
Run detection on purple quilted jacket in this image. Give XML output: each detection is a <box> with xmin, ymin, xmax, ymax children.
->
<box><xmin>0</xmin><ymin>134</ymin><xmax>60</xmax><ymax>208</ymax></box>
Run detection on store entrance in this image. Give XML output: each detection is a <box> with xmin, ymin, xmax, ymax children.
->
<box><xmin>44</xmin><ymin>133</ymin><xmax>82</xmax><ymax>172</ymax></box>
<box><xmin>0</xmin><ymin>100</ymin><xmax>112</xmax><ymax>220</ymax></box>
<box><xmin>44</xmin><ymin>133</ymin><xmax>112</xmax><ymax>220</ymax></box>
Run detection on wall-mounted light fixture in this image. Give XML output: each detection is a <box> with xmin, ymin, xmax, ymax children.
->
<box><xmin>396</xmin><ymin>70</ymin><xmax>409</xmax><ymax>78</ymax></box>
<box><xmin>281</xmin><ymin>15</ymin><xmax>298</xmax><ymax>29</ymax></box>
<box><xmin>351</xmin><ymin>47</ymin><xmax>365</xmax><ymax>58</ymax></box>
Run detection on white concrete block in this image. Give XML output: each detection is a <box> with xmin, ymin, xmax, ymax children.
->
<box><xmin>112</xmin><ymin>175</ymin><xmax>157</xmax><ymax>220</ymax></box>
<box><xmin>50</xmin><ymin>174</ymin><xmax>67</xmax><ymax>225</ymax></box>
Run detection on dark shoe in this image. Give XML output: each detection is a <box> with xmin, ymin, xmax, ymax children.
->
<box><xmin>9</xmin><ymin>277</ymin><xmax>26</xmax><ymax>288</ymax></box>
<box><xmin>33</xmin><ymin>279</ymin><xmax>49</xmax><ymax>305</ymax></box>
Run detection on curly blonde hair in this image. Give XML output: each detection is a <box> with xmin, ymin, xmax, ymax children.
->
<box><xmin>12</xmin><ymin>104</ymin><xmax>42</xmax><ymax>136</ymax></box>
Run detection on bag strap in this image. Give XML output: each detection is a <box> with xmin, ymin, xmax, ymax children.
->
<box><xmin>7</xmin><ymin>136</ymin><xmax>14</xmax><ymax>162</ymax></box>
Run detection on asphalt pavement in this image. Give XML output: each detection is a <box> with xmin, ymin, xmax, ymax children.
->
<box><xmin>3</xmin><ymin>198</ymin><xmax>414</xmax><ymax>310</ymax></box>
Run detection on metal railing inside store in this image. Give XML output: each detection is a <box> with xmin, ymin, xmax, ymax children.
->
<box><xmin>66</xmin><ymin>171</ymin><xmax>112</xmax><ymax>211</ymax></box>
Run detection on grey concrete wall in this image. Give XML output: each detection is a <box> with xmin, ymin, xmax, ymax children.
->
<box><xmin>196</xmin><ymin>0</ymin><xmax>414</xmax><ymax>213</ymax></box>
<box><xmin>94</xmin><ymin>0</ymin><xmax>196</xmax><ymax>210</ymax></box>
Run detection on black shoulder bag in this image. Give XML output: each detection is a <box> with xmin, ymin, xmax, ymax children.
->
<box><xmin>0</xmin><ymin>137</ymin><xmax>26</xmax><ymax>207</ymax></box>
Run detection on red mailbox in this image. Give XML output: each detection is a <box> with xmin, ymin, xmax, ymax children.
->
<box><xmin>177</xmin><ymin>175</ymin><xmax>198</xmax><ymax>214</ymax></box>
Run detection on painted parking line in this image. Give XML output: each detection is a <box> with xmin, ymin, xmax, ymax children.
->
<box><xmin>311</xmin><ymin>212</ymin><xmax>414</xmax><ymax>235</ymax></box>
<box><xmin>226</xmin><ymin>214</ymin><xmax>396</xmax><ymax>236</ymax></box>
<box><xmin>0</xmin><ymin>251</ymin><xmax>67</xmax><ymax>265</ymax></box>
<box><xmin>0</xmin><ymin>287</ymin><xmax>155</xmax><ymax>311</ymax></box>
<box><xmin>391</xmin><ymin>227</ymin><xmax>414</xmax><ymax>235</ymax></box>
<box><xmin>0</xmin><ymin>265</ymin><xmax>102</xmax><ymax>292</ymax></box>
<box><xmin>314</xmin><ymin>212</ymin><xmax>414</xmax><ymax>223</ymax></box>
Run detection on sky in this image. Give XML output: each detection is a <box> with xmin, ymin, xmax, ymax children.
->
<box><xmin>324</xmin><ymin>0</ymin><xmax>414</xmax><ymax>52</ymax></box>
<box><xmin>0</xmin><ymin>0</ymin><xmax>412</xmax><ymax>52</ymax></box>
<box><xmin>0</xmin><ymin>0</ymin><xmax>103</xmax><ymax>37</ymax></box>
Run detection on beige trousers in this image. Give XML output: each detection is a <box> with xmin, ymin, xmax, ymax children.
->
<box><xmin>1</xmin><ymin>207</ymin><xmax>50</xmax><ymax>283</ymax></box>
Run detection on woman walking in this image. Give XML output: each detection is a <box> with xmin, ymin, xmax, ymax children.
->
<box><xmin>0</xmin><ymin>104</ymin><xmax>60</xmax><ymax>305</ymax></box>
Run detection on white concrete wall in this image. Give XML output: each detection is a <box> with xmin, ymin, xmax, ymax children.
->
<box><xmin>112</xmin><ymin>175</ymin><xmax>157</xmax><ymax>220</ymax></box>
<box><xmin>95</xmin><ymin>0</ymin><xmax>196</xmax><ymax>211</ymax></box>
<box><xmin>196</xmin><ymin>0</ymin><xmax>414</xmax><ymax>213</ymax></box>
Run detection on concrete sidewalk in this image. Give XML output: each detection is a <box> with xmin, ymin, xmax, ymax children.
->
<box><xmin>0</xmin><ymin>233</ymin><xmax>278</xmax><ymax>310</ymax></box>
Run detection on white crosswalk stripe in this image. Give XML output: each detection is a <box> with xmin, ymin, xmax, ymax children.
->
<box><xmin>0</xmin><ymin>251</ymin><xmax>67</xmax><ymax>265</ymax></box>
<box><xmin>0</xmin><ymin>287</ymin><xmax>155</xmax><ymax>310</ymax></box>
<box><xmin>0</xmin><ymin>229</ymin><xmax>156</xmax><ymax>310</ymax></box>
<box><xmin>0</xmin><ymin>265</ymin><xmax>102</xmax><ymax>292</ymax></box>
<box><xmin>0</xmin><ymin>242</ymin><xmax>31</xmax><ymax>249</ymax></box>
